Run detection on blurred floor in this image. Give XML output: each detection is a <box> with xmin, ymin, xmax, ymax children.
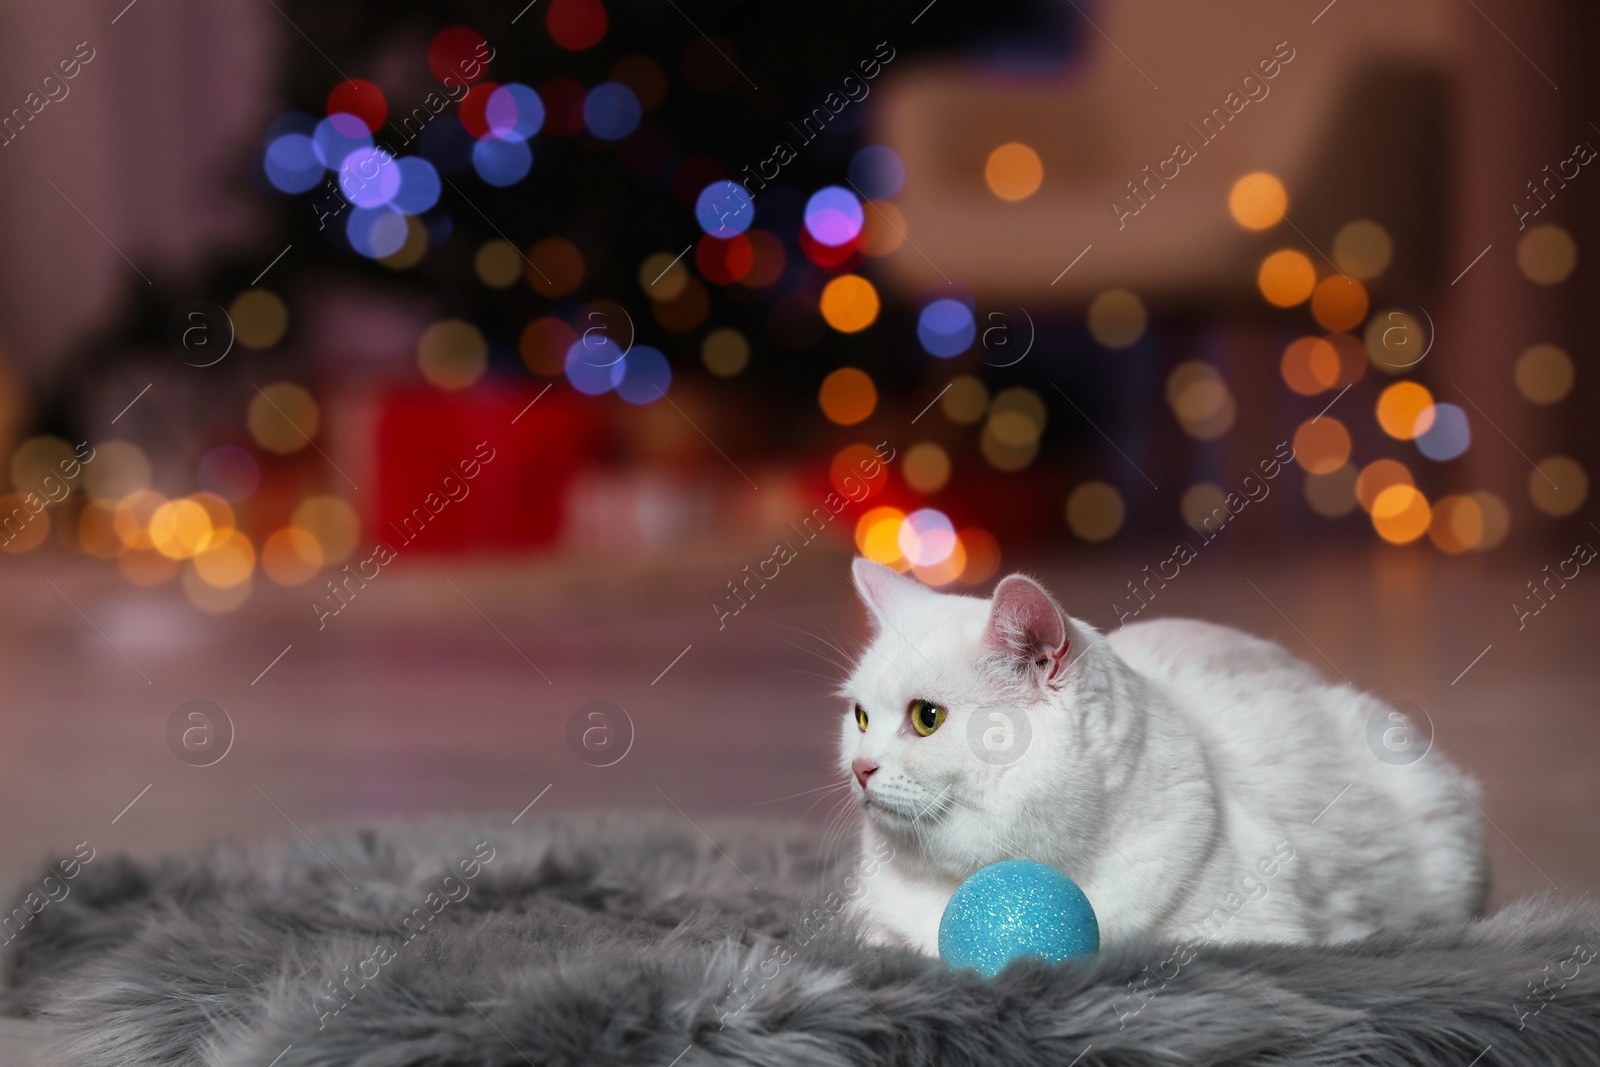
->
<box><xmin>0</xmin><ymin>543</ymin><xmax>1594</xmax><ymax>910</ymax></box>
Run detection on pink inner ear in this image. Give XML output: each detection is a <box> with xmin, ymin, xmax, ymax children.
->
<box><xmin>985</xmin><ymin>576</ymin><xmax>1070</xmax><ymax>674</ymax></box>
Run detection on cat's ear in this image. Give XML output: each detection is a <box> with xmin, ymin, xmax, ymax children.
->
<box><xmin>852</xmin><ymin>557</ymin><xmax>929</xmax><ymax>621</ymax></box>
<box><xmin>985</xmin><ymin>574</ymin><xmax>1074</xmax><ymax>684</ymax></box>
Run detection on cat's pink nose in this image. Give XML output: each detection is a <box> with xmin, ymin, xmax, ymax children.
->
<box><xmin>852</xmin><ymin>758</ymin><xmax>879</xmax><ymax>789</ymax></box>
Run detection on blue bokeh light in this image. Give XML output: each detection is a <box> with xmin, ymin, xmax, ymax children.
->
<box><xmin>848</xmin><ymin>145</ymin><xmax>906</xmax><ymax>200</ymax></box>
<box><xmin>610</xmin><ymin>346</ymin><xmax>671</xmax><ymax>404</ymax></box>
<box><xmin>582</xmin><ymin>83</ymin><xmax>641</xmax><ymax>141</ymax></box>
<box><xmin>472</xmin><ymin>136</ymin><xmax>533</xmax><ymax>187</ymax></box>
<box><xmin>804</xmin><ymin>186</ymin><xmax>865</xmax><ymax>246</ymax></box>
<box><xmin>312</xmin><ymin>112</ymin><xmax>373</xmax><ymax>168</ymax></box>
<box><xmin>346</xmin><ymin>207</ymin><xmax>409</xmax><ymax>259</ymax></box>
<box><xmin>566</xmin><ymin>336</ymin><xmax>621</xmax><ymax>395</ymax></box>
<box><xmin>1416</xmin><ymin>402</ymin><xmax>1471</xmax><ymax>461</ymax></box>
<box><xmin>486</xmin><ymin>83</ymin><xmax>546</xmax><ymax>142</ymax></box>
<box><xmin>917</xmin><ymin>299</ymin><xmax>977</xmax><ymax>358</ymax></box>
<box><xmin>392</xmin><ymin>156</ymin><xmax>442</xmax><ymax>214</ymax></box>
<box><xmin>263</xmin><ymin>134</ymin><xmax>323</xmax><ymax>194</ymax></box>
<box><xmin>339</xmin><ymin>147</ymin><xmax>399</xmax><ymax>208</ymax></box>
<box><xmin>695</xmin><ymin>181</ymin><xmax>754</xmax><ymax>236</ymax></box>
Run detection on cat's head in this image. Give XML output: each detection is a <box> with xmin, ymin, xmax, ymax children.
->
<box><xmin>839</xmin><ymin>557</ymin><xmax>1119</xmax><ymax>872</ymax></box>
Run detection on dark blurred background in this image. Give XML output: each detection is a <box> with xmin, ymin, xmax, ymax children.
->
<box><xmin>0</xmin><ymin>0</ymin><xmax>1594</xmax><ymax>907</ymax></box>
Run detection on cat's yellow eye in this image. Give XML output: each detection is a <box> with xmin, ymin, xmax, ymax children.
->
<box><xmin>854</xmin><ymin>703</ymin><xmax>869</xmax><ymax>732</ymax></box>
<box><xmin>910</xmin><ymin>699</ymin><xmax>947</xmax><ymax>737</ymax></box>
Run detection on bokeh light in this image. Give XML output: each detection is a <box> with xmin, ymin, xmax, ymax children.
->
<box><xmin>339</xmin><ymin>147</ymin><xmax>399</xmax><ymax>208</ymax></box>
<box><xmin>1258</xmin><ymin>249</ymin><xmax>1316</xmax><ymax>307</ymax></box>
<box><xmin>1181</xmin><ymin>483</ymin><xmax>1228</xmax><ymax>529</ymax></box>
<box><xmin>566</xmin><ymin>336</ymin><xmax>620</xmax><ymax>395</ymax></box>
<box><xmin>181</xmin><ymin>564</ymin><xmax>252</xmax><ymax>614</ymax></box>
<box><xmin>312</xmin><ymin>113</ymin><xmax>371</xmax><ymax>168</ymax></box>
<box><xmin>903</xmin><ymin>442</ymin><xmax>951</xmax><ymax>494</ymax></box>
<box><xmin>1516</xmin><ymin>224</ymin><xmax>1577</xmax><ymax>285</ymax></box>
<box><xmin>1371</xmin><ymin>485</ymin><xmax>1431</xmax><ymax>544</ymax></box>
<box><xmin>610</xmin><ymin>55</ymin><xmax>666</xmax><ymax>111</ymax></box>
<box><xmin>193</xmin><ymin>529</ymin><xmax>256</xmax><ymax>588</ymax></box>
<box><xmin>528</xmin><ymin>236</ymin><xmax>585</xmax><ymax>295</ymax></box>
<box><xmin>819</xmin><ymin>368</ymin><xmax>877</xmax><ymax>425</ymax></box>
<box><xmin>293</xmin><ymin>496</ymin><xmax>360</xmax><ymax>565</ymax></box>
<box><xmin>347</xmin><ymin>207</ymin><xmax>409</xmax><ymax>259</ymax></box>
<box><xmin>263</xmin><ymin>133</ymin><xmax>323</xmax><ymax>194</ymax></box>
<box><xmin>1227</xmin><ymin>172</ymin><xmax>1287</xmax><ymax>230</ymax></box>
<box><xmin>1362</xmin><ymin>309</ymin><xmax>1426</xmax><ymax>374</ymax></box>
<box><xmin>955</xmin><ymin>528</ymin><xmax>1001</xmax><ymax>586</ymax></box>
<box><xmin>248</xmin><ymin>383</ymin><xmax>320</xmax><ymax>455</ymax></box>
<box><xmin>610</xmin><ymin>346</ymin><xmax>672</xmax><ymax>404</ymax></box>
<box><xmin>819</xmin><ymin>275</ymin><xmax>880</xmax><ymax>333</ymax></box>
<box><xmin>472</xmin><ymin>136</ymin><xmax>533</xmax><ymax>186</ymax></box>
<box><xmin>77</xmin><ymin>500</ymin><xmax>120</xmax><ymax>558</ymax></box>
<box><xmin>916</xmin><ymin>299</ymin><xmax>975</xmax><ymax>358</ymax></box>
<box><xmin>119</xmin><ymin>549</ymin><xmax>179</xmax><ymax>587</ymax></box>
<box><xmin>984</xmin><ymin>142</ymin><xmax>1043</xmax><ymax>201</ymax></box>
<box><xmin>1167</xmin><ymin>362</ymin><xmax>1235</xmax><ymax>440</ymax></box>
<box><xmin>9</xmin><ymin>436</ymin><xmax>75</xmax><ymax>500</ymax></box>
<box><xmin>1304</xmin><ymin>464</ymin><xmax>1359</xmax><ymax>518</ymax></box>
<box><xmin>695</xmin><ymin>234</ymin><xmax>754</xmax><ymax>285</ymax></box>
<box><xmin>0</xmin><ymin>494</ymin><xmax>48</xmax><ymax>553</ymax></box>
<box><xmin>231</xmin><ymin>290</ymin><xmax>288</xmax><ymax>350</ymax></box>
<box><xmin>651</xmin><ymin>277</ymin><xmax>709</xmax><ymax>332</ymax></box>
<box><xmin>1292</xmin><ymin>417</ymin><xmax>1352</xmax><ymax>474</ymax></box>
<box><xmin>804</xmin><ymin>187</ymin><xmax>864</xmax><ymax>246</ymax></box>
<box><xmin>1376</xmin><ymin>382</ymin><xmax>1435</xmax><ymax>440</ymax></box>
<box><xmin>1356</xmin><ymin>459</ymin><xmax>1413</xmax><ymax>513</ymax></box>
<box><xmin>899</xmin><ymin>508</ymin><xmax>957</xmax><ymax>567</ymax></box>
<box><xmin>520</xmin><ymin>317</ymin><xmax>577</xmax><ymax>377</ymax></box>
<box><xmin>1515</xmin><ymin>344</ymin><xmax>1574</xmax><ymax>404</ymax></box>
<box><xmin>428</xmin><ymin>27</ymin><xmax>490</xmax><ymax>83</ymax></box>
<box><xmin>1332</xmin><ymin>219</ymin><xmax>1392</xmax><ymax>280</ymax></box>
<box><xmin>856</xmin><ymin>506</ymin><xmax>908</xmax><ymax>570</ymax></box>
<box><xmin>849</xmin><ymin>145</ymin><xmax>906</xmax><ymax>200</ymax></box>
<box><xmin>1469</xmin><ymin>490</ymin><xmax>1510</xmax><ymax>550</ymax></box>
<box><xmin>941</xmin><ymin>376</ymin><xmax>988</xmax><ymax>423</ymax></box>
<box><xmin>113</xmin><ymin>490</ymin><xmax>165</xmax><ymax>550</ymax></box>
<box><xmin>1087</xmin><ymin>288</ymin><xmax>1147</xmax><ymax>349</ymax></box>
<box><xmin>380</xmin><ymin>215</ymin><xmax>429</xmax><ymax>269</ymax></box>
<box><xmin>1414</xmin><ymin>402</ymin><xmax>1470</xmax><ymax>461</ymax></box>
<box><xmin>860</xmin><ymin>201</ymin><xmax>907</xmax><ymax>257</ymax></box>
<box><xmin>84</xmin><ymin>440</ymin><xmax>151</xmax><ymax>501</ymax></box>
<box><xmin>702</xmin><ymin>328</ymin><xmax>749</xmax><ymax>377</ymax></box>
<box><xmin>1065</xmin><ymin>482</ymin><xmax>1124</xmax><ymax>542</ymax></box>
<box><xmin>149</xmin><ymin>498</ymin><xmax>214</xmax><ymax>560</ymax></box>
<box><xmin>740</xmin><ymin>230</ymin><xmax>786</xmax><ymax>287</ymax></box>
<box><xmin>262</xmin><ymin>527</ymin><xmax>323</xmax><ymax>586</ymax></box>
<box><xmin>1280</xmin><ymin>336</ymin><xmax>1342</xmax><ymax>396</ymax></box>
<box><xmin>1428</xmin><ymin>495</ymin><xmax>1484</xmax><ymax>554</ymax></box>
<box><xmin>548</xmin><ymin>0</ymin><xmax>608</xmax><ymax>51</ymax></box>
<box><xmin>328</xmin><ymin>79</ymin><xmax>387</xmax><ymax>133</ymax></box>
<box><xmin>695</xmin><ymin>181</ymin><xmax>754</xmax><ymax>236</ymax></box>
<box><xmin>582</xmin><ymin>82</ymin><xmax>641</xmax><ymax>140</ymax></box>
<box><xmin>475</xmin><ymin>240</ymin><xmax>524</xmax><ymax>287</ymax></box>
<box><xmin>393</xmin><ymin>157</ymin><xmax>442</xmax><ymax>214</ymax></box>
<box><xmin>1310</xmin><ymin>276</ymin><xmax>1368</xmax><ymax>332</ymax></box>
<box><xmin>640</xmin><ymin>249</ymin><xmax>689</xmax><ymax>300</ymax></box>
<box><xmin>830</xmin><ymin>443</ymin><xmax>890</xmax><ymax>500</ymax></box>
<box><xmin>1529</xmin><ymin>456</ymin><xmax>1588</xmax><ymax>516</ymax></box>
<box><xmin>912</xmin><ymin>534</ymin><xmax>967</xmax><ymax>587</ymax></box>
<box><xmin>486</xmin><ymin>84</ymin><xmax>546</xmax><ymax>141</ymax></box>
<box><xmin>418</xmin><ymin>319</ymin><xmax>488</xmax><ymax>390</ymax></box>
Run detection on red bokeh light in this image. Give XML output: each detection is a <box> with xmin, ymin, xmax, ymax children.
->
<box><xmin>428</xmin><ymin>27</ymin><xmax>490</xmax><ymax>84</ymax></box>
<box><xmin>327</xmin><ymin>79</ymin><xmax>388</xmax><ymax>133</ymax></box>
<box><xmin>800</xmin><ymin>229</ymin><xmax>864</xmax><ymax>270</ymax></box>
<box><xmin>539</xmin><ymin>79</ymin><xmax>588</xmax><ymax>136</ymax></box>
<box><xmin>548</xmin><ymin>0</ymin><xmax>608</xmax><ymax>52</ymax></box>
<box><xmin>458</xmin><ymin>81</ymin><xmax>501</xmax><ymax>139</ymax></box>
<box><xmin>695</xmin><ymin>234</ymin><xmax>754</xmax><ymax>285</ymax></box>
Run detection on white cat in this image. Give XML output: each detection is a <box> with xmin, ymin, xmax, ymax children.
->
<box><xmin>839</xmin><ymin>558</ymin><xmax>1488</xmax><ymax>954</ymax></box>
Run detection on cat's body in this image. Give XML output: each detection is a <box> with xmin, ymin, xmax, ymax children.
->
<box><xmin>840</xmin><ymin>559</ymin><xmax>1487</xmax><ymax>955</ymax></box>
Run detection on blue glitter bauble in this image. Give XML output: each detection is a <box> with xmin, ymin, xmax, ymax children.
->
<box><xmin>938</xmin><ymin>860</ymin><xmax>1099</xmax><ymax>977</ymax></box>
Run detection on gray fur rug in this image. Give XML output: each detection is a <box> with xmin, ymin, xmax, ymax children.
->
<box><xmin>3</xmin><ymin>813</ymin><xmax>1598</xmax><ymax>1066</ymax></box>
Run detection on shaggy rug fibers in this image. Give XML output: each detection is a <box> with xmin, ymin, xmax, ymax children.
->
<box><xmin>2</xmin><ymin>813</ymin><xmax>1598</xmax><ymax>1066</ymax></box>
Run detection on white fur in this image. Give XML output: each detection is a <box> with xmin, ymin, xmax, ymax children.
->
<box><xmin>839</xmin><ymin>559</ymin><xmax>1487</xmax><ymax>955</ymax></box>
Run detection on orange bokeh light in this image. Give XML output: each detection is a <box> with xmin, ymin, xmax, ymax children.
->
<box><xmin>1292</xmin><ymin>417</ymin><xmax>1352</xmax><ymax>474</ymax></box>
<box><xmin>1376</xmin><ymin>382</ymin><xmax>1436</xmax><ymax>440</ymax></box>
<box><xmin>1258</xmin><ymin>250</ymin><xmax>1316</xmax><ymax>307</ymax></box>
<box><xmin>1280</xmin><ymin>337</ymin><xmax>1342</xmax><ymax>396</ymax></box>
<box><xmin>984</xmin><ymin>142</ymin><xmax>1044</xmax><ymax>201</ymax></box>
<box><xmin>819</xmin><ymin>368</ymin><xmax>878</xmax><ymax>426</ymax></box>
<box><xmin>1371</xmin><ymin>484</ymin><xmax>1432</xmax><ymax>544</ymax></box>
<box><xmin>855</xmin><ymin>506</ymin><xmax>907</xmax><ymax>570</ymax></box>
<box><xmin>819</xmin><ymin>274</ymin><xmax>880</xmax><ymax>334</ymax></box>
<box><xmin>1356</xmin><ymin>459</ymin><xmax>1414</xmax><ymax>513</ymax></box>
<box><xmin>1310</xmin><ymin>276</ymin><xmax>1369</xmax><ymax>332</ymax></box>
